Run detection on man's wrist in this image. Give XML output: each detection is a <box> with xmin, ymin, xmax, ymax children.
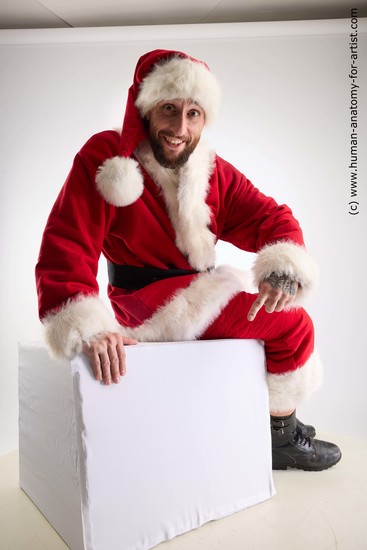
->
<box><xmin>263</xmin><ymin>272</ymin><xmax>297</xmax><ymax>296</ymax></box>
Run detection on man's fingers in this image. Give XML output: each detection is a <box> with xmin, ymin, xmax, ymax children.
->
<box><xmin>122</xmin><ymin>337</ymin><xmax>138</xmax><ymax>346</ymax></box>
<box><xmin>248</xmin><ymin>282</ymin><xmax>289</xmax><ymax>320</ymax></box>
<box><xmin>90</xmin><ymin>350</ymin><xmax>102</xmax><ymax>382</ymax></box>
<box><xmin>117</xmin><ymin>341</ymin><xmax>127</xmax><ymax>377</ymax></box>
<box><xmin>107</xmin><ymin>345</ymin><xmax>121</xmax><ymax>384</ymax></box>
<box><xmin>99</xmin><ymin>350</ymin><xmax>113</xmax><ymax>385</ymax></box>
<box><xmin>82</xmin><ymin>333</ymin><xmax>138</xmax><ymax>384</ymax></box>
<box><xmin>247</xmin><ymin>294</ymin><xmax>267</xmax><ymax>321</ymax></box>
<box><xmin>274</xmin><ymin>293</ymin><xmax>290</xmax><ymax>312</ymax></box>
<box><xmin>264</xmin><ymin>289</ymin><xmax>283</xmax><ymax>313</ymax></box>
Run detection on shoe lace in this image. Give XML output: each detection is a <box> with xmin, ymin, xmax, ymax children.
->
<box><xmin>293</xmin><ymin>426</ymin><xmax>312</xmax><ymax>448</ymax></box>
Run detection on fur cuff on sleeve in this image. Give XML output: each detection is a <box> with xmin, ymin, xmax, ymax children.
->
<box><xmin>43</xmin><ymin>295</ymin><xmax>121</xmax><ymax>360</ymax></box>
<box><xmin>252</xmin><ymin>241</ymin><xmax>318</xmax><ymax>306</ymax></box>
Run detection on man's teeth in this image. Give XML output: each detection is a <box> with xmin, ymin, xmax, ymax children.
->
<box><xmin>165</xmin><ymin>137</ymin><xmax>183</xmax><ymax>145</ymax></box>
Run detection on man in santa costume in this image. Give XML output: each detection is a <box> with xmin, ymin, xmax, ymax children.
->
<box><xmin>36</xmin><ymin>49</ymin><xmax>341</xmax><ymax>471</ymax></box>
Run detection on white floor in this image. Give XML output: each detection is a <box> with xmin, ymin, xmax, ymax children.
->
<box><xmin>1</xmin><ymin>433</ymin><xmax>366</xmax><ymax>550</ymax></box>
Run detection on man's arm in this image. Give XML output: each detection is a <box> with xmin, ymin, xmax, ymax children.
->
<box><xmin>36</xmin><ymin>134</ymin><xmax>137</xmax><ymax>378</ymax></box>
<box><xmin>216</xmin><ymin>163</ymin><xmax>318</xmax><ymax>317</ymax></box>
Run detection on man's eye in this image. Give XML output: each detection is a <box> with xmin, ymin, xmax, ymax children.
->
<box><xmin>189</xmin><ymin>109</ymin><xmax>201</xmax><ymax>117</ymax></box>
<box><xmin>162</xmin><ymin>104</ymin><xmax>175</xmax><ymax>112</ymax></box>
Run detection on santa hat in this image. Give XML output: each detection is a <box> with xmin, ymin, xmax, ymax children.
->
<box><xmin>95</xmin><ymin>49</ymin><xmax>221</xmax><ymax>207</ymax></box>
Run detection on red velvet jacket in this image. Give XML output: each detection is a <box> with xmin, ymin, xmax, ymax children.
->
<box><xmin>36</xmin><ymin>131</ymin><xmax>316</xmax><ymax>359</ymax></box>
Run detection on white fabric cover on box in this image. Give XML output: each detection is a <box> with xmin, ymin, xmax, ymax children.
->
<box><xmin>19</xmin><ymin>340</ymin><xmax>275</xmax><ymax>550</ymax></box>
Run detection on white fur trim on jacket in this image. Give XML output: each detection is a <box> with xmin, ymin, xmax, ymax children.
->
<box><xmin>135</xmin><ymin>56</ymin><xmax>221</xmax><ymax>125</ymax></box>
<box><xmin>43</xmin><ymin>295</ymin><xmax>121</xmax><ymax>360</ymax></box>
<box><xmin>267</xmin><ymin>350</ymin><xmax>323</xmax><ymax>412</ymax></box>
<box><xmin>125</xmin><ymin>265</ymin><xmax>250</xmax><ymax>342</ymax></box>
<box><xmin>252</xmin><ymin>241</ymin><xmax>319</xmax><ymax>306</ymax></box>
<box><xmin>135</xmin><ymin>140</ymin><xmax>216</xmax><ymax>271</ymax></box>
<box><xmin>95</xmin><ymin>156</ymin><xmax>144</xmax><ymax>206</ymax></box>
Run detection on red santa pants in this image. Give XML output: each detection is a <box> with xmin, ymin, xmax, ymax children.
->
<box><xmin>200</xmin><ymin>291</ymin><xmax>314</xmax><ymax>376</ymax></box>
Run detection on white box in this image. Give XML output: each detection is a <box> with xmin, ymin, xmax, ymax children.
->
<box><xmin>19</xmin><ymin>340</ymin><xmax>275</xmax><ymax>550</ymax></box>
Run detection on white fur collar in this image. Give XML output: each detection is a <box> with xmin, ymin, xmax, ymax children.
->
<box><xmin>135</xmin><ymin>140</ymin><xmax>216</xmax><ymax>271</ymax></box>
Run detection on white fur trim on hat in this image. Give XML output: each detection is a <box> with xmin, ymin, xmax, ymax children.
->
<box><xmin>43</xmin><ymin>295</ymin><xmax>122</xmax><ymax>360</ymax></box>
<box><xmin>135</xmin><ymin>56</ymin><xmax>221</xmax><ymax>125</ymax></box>
<box><xmin>252</xmin><ymin>241</ymin><xmax>319</xmax><ymax>306</ymax></box>
<box><xmin>96</xmin><ymin>156</ymin><xmax>144</xmax><ymax>207</ymax></box>
<box><xmin>124</xmin><ymin>265</ymin><xmax>249</xmax><ymax>342</ymax></box>
<box><xmin>267</xmin><ymin>350</ymin><xmax>323</xmax><ymax>412</ymax></box>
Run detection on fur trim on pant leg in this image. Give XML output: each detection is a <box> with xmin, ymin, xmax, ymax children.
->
<box><xmin>267</xmin><ymin>350</ymin><xmax>323</xmax><ymax>413</ymax></box>
<box><xmin>43</xmin><ymin>295</ymin><xmax>122</xmax><ymax>360</ymax></box>
<box><xmin>126</xmin><ymin>265</ymin><xmax>250</xmax><ymax>342</ymax></box>
<box><xmin>252</xmin><ymin>241</ymin><xmax>319</xmax><ymax>306</ymax></box>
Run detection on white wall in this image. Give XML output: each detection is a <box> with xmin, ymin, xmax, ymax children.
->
<box><xmin>0</xmin><ymin>19</ymin><xmax>366</xmax><ymax>455</ymax></box>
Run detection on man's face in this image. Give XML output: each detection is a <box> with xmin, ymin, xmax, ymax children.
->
<box><xmin>147</xmin><ymin>99</ymin><xmax>205</xmax><ymax>169</ymax></box>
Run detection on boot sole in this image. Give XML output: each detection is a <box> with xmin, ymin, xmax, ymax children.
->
<box><xmin>273</xmin><ymin>452</ymin><xmax>342</xmax><ymax>471</ymax></box>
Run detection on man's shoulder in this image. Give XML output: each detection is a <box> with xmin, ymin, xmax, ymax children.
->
<box><xmin>76</xmin><ymin>130</ymin><xmax>121</xmax><ymax>167</ymax></box>
<box><xmin>81</xmin><ymin>129</ymin><xmax>120</xmax><ymax>153</ymax></box>
<box><xmin>213</xmin><ymin>153</ymin><xmax>244</xmax><ymax>180</ymax></box>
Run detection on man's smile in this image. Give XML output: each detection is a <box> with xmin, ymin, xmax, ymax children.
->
<box><xmin>160</xmin><ymin>135</ymin><xmax>188</xmax><ymax>155</ymax></box>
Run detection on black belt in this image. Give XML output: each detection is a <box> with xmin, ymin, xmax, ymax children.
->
<box><xmin>107</xmin><ymin>262</ymin><xmax>203</xmax><ymax>291</ymax></box>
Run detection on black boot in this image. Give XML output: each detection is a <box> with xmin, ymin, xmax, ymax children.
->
<box><xmin>296</xmin><ymin>418</ymin><xmax>316</xmax><ymax>438</ymax></box>
<box><xmin>271</xmin><ymin>412</ymin><xmax>342</xmax><ymax>471</ymax></box>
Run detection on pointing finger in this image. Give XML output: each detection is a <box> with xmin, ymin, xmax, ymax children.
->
<box><xmin>247</xmin><ymin>293</ymin><xmax>267</xmax><ymax>321</ymax></box>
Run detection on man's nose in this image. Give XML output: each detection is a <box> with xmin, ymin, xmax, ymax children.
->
<box><xmin>171</xmin><ymin>112</ymin><xmax>187</xmax><ymax>136</ymax></box>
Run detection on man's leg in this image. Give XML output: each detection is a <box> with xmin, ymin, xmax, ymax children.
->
<box><xmin>200</xmin><ymin>291</ymin><xmax>341</xmax><ymax>470</ymax></box>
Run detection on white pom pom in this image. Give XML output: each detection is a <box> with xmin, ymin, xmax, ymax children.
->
<box><xmin>96</xmin><ymin>156</ymin><xmax>144</xmax><ymax>207</ymax></box>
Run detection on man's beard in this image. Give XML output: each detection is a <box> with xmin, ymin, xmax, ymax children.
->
<box><xmin>149</xmin><ymin>132</ymin><xmax>199</xmax><ymax>170</ymax></box>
